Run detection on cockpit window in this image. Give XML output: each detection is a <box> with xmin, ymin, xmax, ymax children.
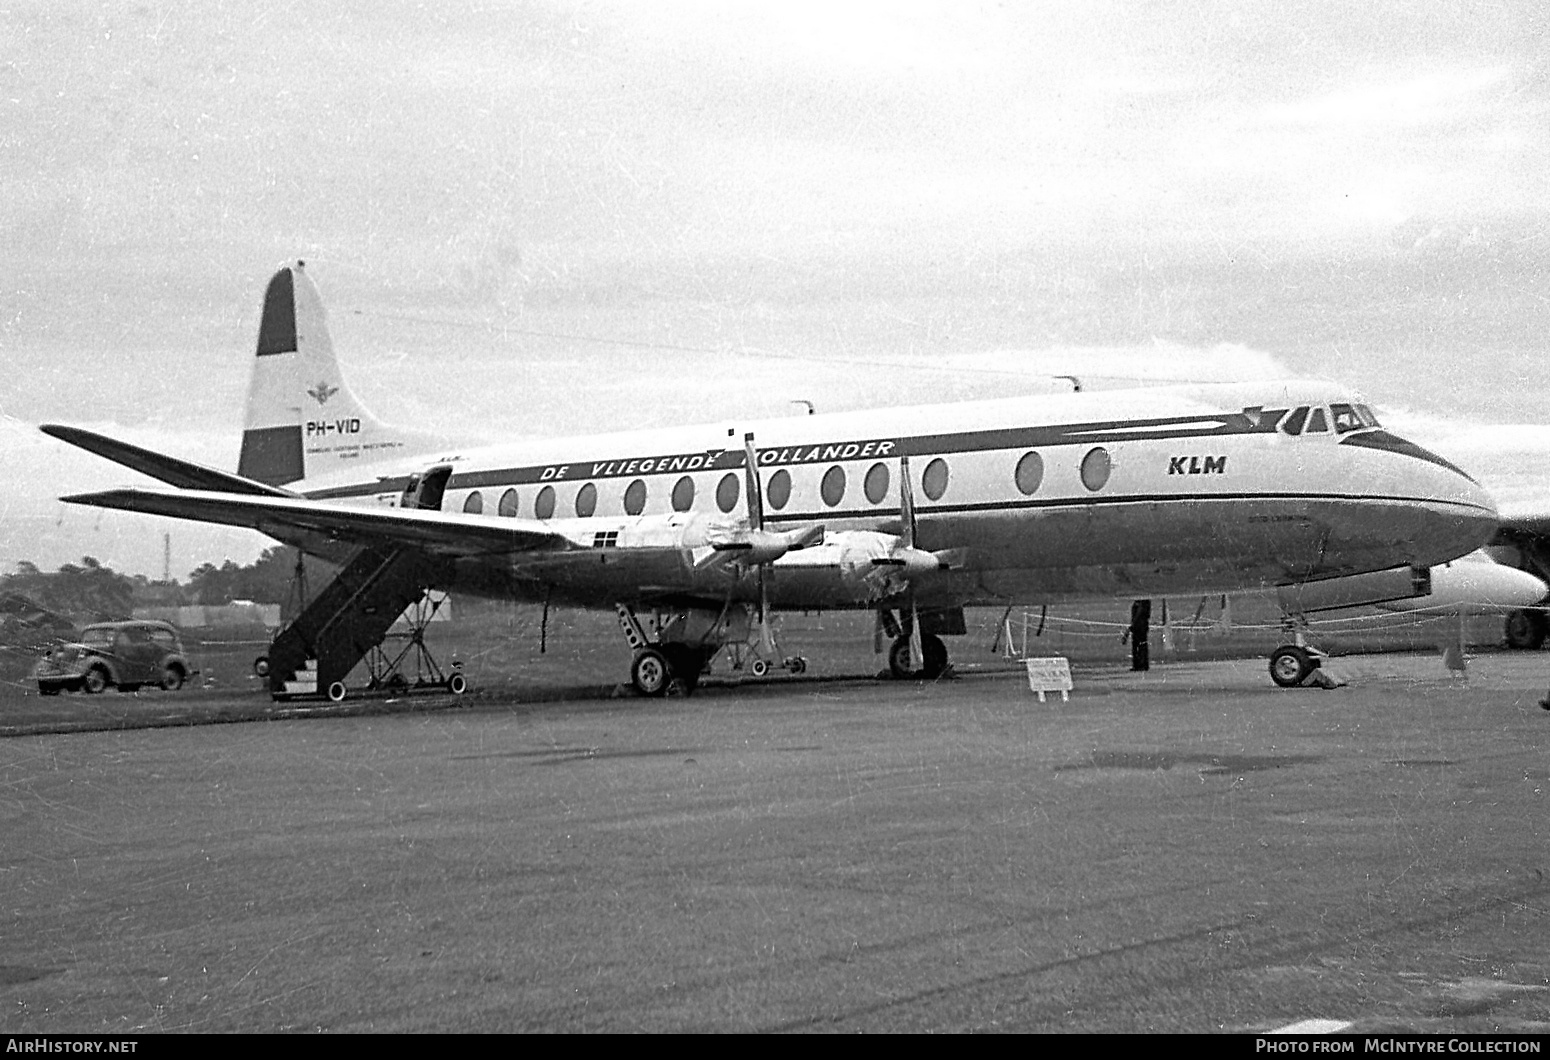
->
<box><xmin>1331</xmin><ymin>403</ymin><xmax>1378</xmax><ymax>433</ymax></box>
<box><xmin>1282</xmin><ymin>406</ymin><xmax>1309</xmax><ymax>435</ymax></box>
<box><xmin>1305</xmin><ymin>407</ymin><xmax>1329</xmax><ymax>433</ymax></box>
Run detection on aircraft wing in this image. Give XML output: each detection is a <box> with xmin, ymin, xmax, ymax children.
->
<box><xmin>1482</xmin><ymin>506</ymin><xmax>1550</xmax><ymax>610</ymax></box>
<box><xmin>1491</xmin><ymin>503</ymin><xmax>1550</xmax><ymax>542</ymax></box>
<box><xmin>61</xmin><ymin>487</ymin><xmax>578</xmax><ymax>560</ymax></box>
<box><xmin>42</xmin><ymin>424</ymin><xmax>299</xmax><ymax>497</ymax></box>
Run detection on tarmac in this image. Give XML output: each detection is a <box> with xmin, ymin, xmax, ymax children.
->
<box><xmin>2</xmin><ymin>651</ymin><xmax>1549</xmax><ymax>1032</ymax></box>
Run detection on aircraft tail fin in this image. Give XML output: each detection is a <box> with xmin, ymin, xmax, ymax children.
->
<box><xmin>238</xmin><ymin>262</ymin><xmax>442</xmax><ymax>486</ymax></box>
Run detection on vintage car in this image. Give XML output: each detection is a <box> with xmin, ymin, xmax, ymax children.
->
<box><xmin>35</xmin><ymin>620</ymin><xmax>193</xmax><ymax>695</ymax></box>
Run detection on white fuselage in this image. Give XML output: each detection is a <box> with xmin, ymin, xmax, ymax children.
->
<box><xmin>288</xmin><ymin>378</ymin><xmax>1498</xmax><ymax>612</ymax></box>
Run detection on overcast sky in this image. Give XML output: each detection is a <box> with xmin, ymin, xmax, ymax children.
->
<box><xmin>3</xmin><ymin>1</ymin><xmax>1547</xmax><ymax>578</ymax></box>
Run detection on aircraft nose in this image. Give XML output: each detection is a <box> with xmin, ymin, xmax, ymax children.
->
<box><xmin>1340</xmin><ymin>430</ymin><xmax>1500</xmax><ymax>565</ymax></box>
<box><xmin>1422</xmin><ymin>464</ymin><xmax>1501</xmax><ymax>565</ymax></box>
<box><xmin>1451</xmin><ymin>469</ymin><xmax>1500</xmax><ymax>532</ymax></box>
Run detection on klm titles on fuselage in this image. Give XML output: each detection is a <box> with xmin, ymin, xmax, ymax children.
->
<box><xmin>1169</xmin><ymin>455</ymin><xmax>1227</xmax><ymax>475</ymax></box>
<box><xmin>539</xmin><ymin>439</ymin><xmax>901</xmax><ymax>482</ymax></box>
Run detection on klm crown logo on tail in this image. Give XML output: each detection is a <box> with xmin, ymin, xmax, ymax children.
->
<box><xmin>308</xmin><ymin>381</ymin><xmax>338</xmax><ymax>406</ymax></box>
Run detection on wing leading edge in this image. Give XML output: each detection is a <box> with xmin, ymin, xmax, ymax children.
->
<box><xmin>61</xmin><ymin>487</ymin><xmax>576</xmax><ymax>560</ymax></box>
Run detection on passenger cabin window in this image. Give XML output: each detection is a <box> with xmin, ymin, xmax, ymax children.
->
<box><xmin>575</xmin><ymin>482</ymin><xmax>597</xmax><ymax>517</ymax></box>
<box><xmin>922</xmin><ymin>458</ymin><xmax>949</xmax><ymax>501</ymax></box>
<box><xmin>716</xmin><ymin>473</ymin><xmax>740</xmax><ymax>514</ymax></box>
<box><xmin>1305</xmin><ymin>407</ymin><xmax>1329</xmax><ymax>433</ymax></box>
<box><xmin>535</xmin><ymin>485</ymin><xmax>556</xmax><ymax>520</ymax></box>
<box><xmin>820</xmin><ymin>465</ymin><xmax>846</xmax><ymax>507</ymax></box>
<box><xmin>863</xmin><ymin>462</ymin><xmax>889</xmax><ymax>504</ymax></box>
<box><xmin>1014</xmin><ymin>451</ymin><xmax>1043</xmax><ymax>495</ymax></box>
<box><xmin>671</xmin><ymin>475</ymin><xmax>695</xmax><ymax>512</ymax></box>
<box><xmin>463</xmin><ymin>491</ymin><xmax>483</xmax><ymax>514</ymax></box>
<box><xmin>1080</xmin><ymin>448</ymin><xmax>1111</xmax><ymax>491</ymax></box>
<box><xmin>1282</xmin><ymin>406</ymin><xmax>1310</xmax><ymax>435</ymax></box>
<box><xmin>767</xmin><ymin>469</ymin><xmax>792</xmax><ymax>510</ymax></box>
<box><xmin>624</xmin><ymin>479</ymin><xmax>647</xmax><ymax>516</ymax></box>
<box><xmin>498</xmin><ymin>488</ymin><xmax>518</xmax><ymax>517</ymax></box>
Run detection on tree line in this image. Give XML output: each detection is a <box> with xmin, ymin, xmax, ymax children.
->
<box><xmin>4</xmin><ymin>547</ymin><xmax>307</xmax><ymax>621</ymax></box>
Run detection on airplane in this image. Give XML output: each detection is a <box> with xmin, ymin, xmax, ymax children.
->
<box><xmin>40</xmin><ymin>262</ymin><xmax>1502</xmax><ymax>701</ymax></box>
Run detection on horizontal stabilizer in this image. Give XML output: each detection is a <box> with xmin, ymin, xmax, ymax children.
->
<box><xmin>41</xmin><ymin>425</ymin><xmax>298</xmax><ymax>497</ymax></box>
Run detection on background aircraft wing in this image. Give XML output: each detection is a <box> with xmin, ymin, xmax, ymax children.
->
<box><xmin>41</xmin><ymin>425</ymin><xmax>300</xmax><ymax>497</ymax></box>
<box><xmin>1484</xmin><ymin>504</ymin><xmax>1550</xmax><ymax>603</ymax></box>
<box><xmin>62</xmin><ymin>487</ymin><xmax>578</xmax><ymax>560</ymax></box>
<box><xmin>1492</xmin><ymin>503</ymin><xmax>1550</xmax><ymax>541</ymax></box>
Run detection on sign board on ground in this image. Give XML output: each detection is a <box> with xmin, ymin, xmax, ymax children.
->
<box><xmin>1024</xmin><ymin>656</ymin><xmax>1073</xmax><ymax>702</ymax></box>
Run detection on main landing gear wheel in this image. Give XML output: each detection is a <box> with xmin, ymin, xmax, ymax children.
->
<box><xmin>888</xmin><ymin>634</ymin><xmax>949</xmax><ymax>679</ymax></box>
<box><xmin>749</xmin><ymin>658</ymin><xmax>770</xmax><ymax>678</ymax></box>
<box><xmin>631</xmin><ymin>648</ymin><xmax>672</xmax><ymax>697</ymax></box>
<box><xmin>1269</xmin><ymin>645</ymin><xmax>1318</xmax><ymax>688</ymax></box>
<box><xmin>1505</xmin><ymin>609</ymin><xmax>1547</xmax><ymax>650</ymax></box>
<box><xmin>447</xmin><ymin>672</ymin><xmax>467</xmax><ymax>696</ymax></box>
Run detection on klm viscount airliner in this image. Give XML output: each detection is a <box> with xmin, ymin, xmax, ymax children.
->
<box><xmin>43</xmin><ymin>263</ymin><xmax>1501</xmax><ymax>699</ymax></box>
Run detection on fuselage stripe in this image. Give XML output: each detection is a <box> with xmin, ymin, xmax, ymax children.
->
<box><xmin>756</xmin><ymin>492</ymin><xmax>1494</xmax><ymax>524</ymax></box>
<box><xmin>305</xmin><ymin>412</ymin><xmax>1297</xmax><ymax>500</ymax></box>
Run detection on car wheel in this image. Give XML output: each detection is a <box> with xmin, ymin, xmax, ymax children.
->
<box><xmin>160</xmin><ymin>664</ymin><xmax>185</xmax><ymax>691</ymax></box>
<box><xmin>82</xmin><ymin>665</ymin><xmax>111</xmax><ymax>694</ymax></box>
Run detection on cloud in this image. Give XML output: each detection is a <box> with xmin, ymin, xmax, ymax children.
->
<box><xmin>1266</xmin><ymin>66</ymin><xmax>1516</xmax><ymax>129</ymax></box>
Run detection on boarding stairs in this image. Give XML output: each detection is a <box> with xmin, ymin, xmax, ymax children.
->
<box><xmin>266</xmin><ymin>544</ymin><xmax>442</xmax><ymax>700</ymax></box>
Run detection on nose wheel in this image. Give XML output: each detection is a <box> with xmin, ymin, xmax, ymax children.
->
<box><xmin>1269</xmin><ymin>644</ymin><xmax>1320</xmax><ymax>687</ymax></box>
